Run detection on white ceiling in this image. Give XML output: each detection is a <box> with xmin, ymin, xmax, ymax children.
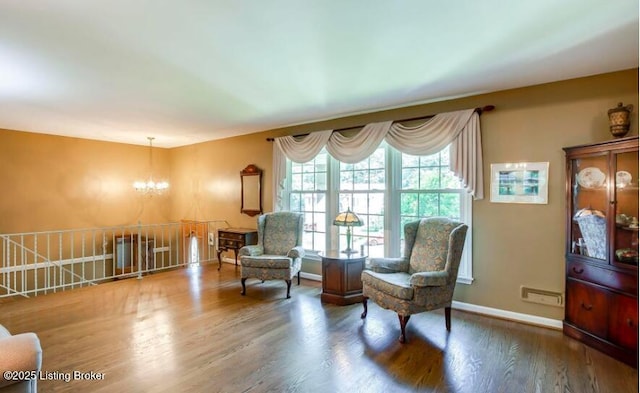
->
<box><xmin>0</xmin><ymin>1</ymin><xmax>638</xmax><ymax>148</ymax></box>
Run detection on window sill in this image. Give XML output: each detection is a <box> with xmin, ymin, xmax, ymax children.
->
<box><xmin>457</xmin><ymin>276</ymin><xmax>474</xmax><ymax>285</ymax></box>
<box><xmin>302</xmin><ymin>250</ymin><xmax>322</xmax><ymax>263</ymax></box>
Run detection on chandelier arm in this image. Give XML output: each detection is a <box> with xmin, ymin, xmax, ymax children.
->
<box><xmin>133</xmin><ymin>136</ymin><xmax>169</xmax><ymax>195</ymax></box>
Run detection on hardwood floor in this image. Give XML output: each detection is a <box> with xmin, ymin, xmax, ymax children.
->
<box><xmin>1</xmin><ymin>264</ymin><xmax>637</xmax><ymax>393</ymax></box>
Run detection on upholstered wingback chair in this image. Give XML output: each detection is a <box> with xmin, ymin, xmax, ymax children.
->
<box><xmin>361</xmin><ymin>217</ymin><xmax>468</xmax><ymax>343</ymax></box>
<box><xmin>239</xmin><ymin>212</ymin><xmax>305</xmax><ymax>299</ymax></box>
<box><xmin>0</xmin><ymin>324</ymin><xmax>42</xmax><ymax>393</ymax></box>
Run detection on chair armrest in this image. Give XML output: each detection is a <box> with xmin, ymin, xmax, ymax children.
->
<box><xmin>239</xmin><ymin>245</ymin><xmax>264</xmax><ymax>257</ymax></box>
<box><xmin>366</xmin><ymin>257</ymin><xmax>408</xmax><ymax>273</ymax></box>
<box><xmin>287</xmin><ymin>246</ymin><xmax>305</xmax><ymax>259</ymax></box>
<box><xmin>410</xmin><ymin>271</ymin><xmax>449</xmax><ymax>287</ymax></box>
<box><xmin>0</xmin><ymin>333</ymin><xmax>42</xmax><ymax>389</ymax></box>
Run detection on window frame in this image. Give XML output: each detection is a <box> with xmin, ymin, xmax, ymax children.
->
<box><xmin>337</xmin><ymin>144</ymin><xmax>387</xmax><ymax>258</ymax></box>
<box><xmin>286</xmin><ymin>152</ymin><xmax>329</xmax><ymax>258</ymax></box>
<box><xmin>284</xmin><ymin>144</ymin><xmax>474</xmax><ymax>284</ymax></box>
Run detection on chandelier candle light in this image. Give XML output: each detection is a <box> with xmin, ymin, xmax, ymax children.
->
<box><xmin>133</xmin><ymin>137</ymin><xmax>169</xmax><ymax>195</ymax></box>
<box><xmin>333</xmin><ymin>208</ymin><xmax>364</xmax><ymax>254</ymax></box>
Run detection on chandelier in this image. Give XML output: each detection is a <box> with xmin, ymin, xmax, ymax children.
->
<box><xmin>133</xmin><ymin>137</ymin><xmax>169</xmax><ymax>195</ymax></box>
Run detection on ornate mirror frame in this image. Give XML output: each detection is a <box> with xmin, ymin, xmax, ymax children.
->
<box><xmin>240</xmin><ymin>164</ymin><xmax>262</xmax><ymax>217</ymax></box>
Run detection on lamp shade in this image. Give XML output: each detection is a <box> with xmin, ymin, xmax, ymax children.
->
<box><xmin>333</xmin><ymin>208</ymin><xmax>363</xmax><ymax>227</ymax></box>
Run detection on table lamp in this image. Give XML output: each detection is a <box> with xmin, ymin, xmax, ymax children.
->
<box><xmin>333</xmin><ymin>208</ymin><xmax>363</xmax><ymax>254</ymax></box>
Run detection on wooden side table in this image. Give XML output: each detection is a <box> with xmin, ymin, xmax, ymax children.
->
<box><xmin>217</xmin><ymin>228</ymin><xmax>258</xmax><ymax>270</ymax></box>
<box><xmin>321</xmin><ymin>251</ymin><xmax>367</xmax><ymax>306</ymax></box>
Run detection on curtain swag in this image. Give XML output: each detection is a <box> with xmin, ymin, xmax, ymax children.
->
<box><xmin>273</xmin><ymin>108</ymin><xmax>484</xmax><ymax>210</ymax></box>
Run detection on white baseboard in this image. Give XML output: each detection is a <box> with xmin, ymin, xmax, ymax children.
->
<box><xmin>452</xmin><ymin>300</ymin><xmax>563</xmax><ymax>330</ymax></box>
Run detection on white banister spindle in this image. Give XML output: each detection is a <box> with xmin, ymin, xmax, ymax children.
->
<box><xmin>19</xmin><ymin>235</ymin><xmax>24</xmax><ymax>295</ymax></box>
<box><xmin>58</xmin><ymin>233</ymin><xmax>63</xmax><ymax>292</ymax></box>
<box><xmin>70</xmin><ymin>233</ymin><xmax>74</xmax><ymax>289</ymax></box>
<box><xmin>102</xmin><ymin>231</ymin><xmax>106</xmax><ymax>279</ymax></box>
<box><xmin>46</xmin><ymin>234</ymin><xmax>51</xmax><ymax>295</ymax></box>
<box><xmin>80</xmin><ymin>234</ymin><xmax>85</xmax><ymax>287</ymax></box>
<box><xmin>91</xmin><ymin>231</ymin><xmax>96</xmax><ymax>283</ymax></box>
<box><xmin>34</xmin><ymin>234</ymin><xmax>38</xmax><ymax>296</ymax></box>
<box><xmin>137</xmin><ymin>223</ymin><xmax>142</xmax><ymax>279</ymax></box>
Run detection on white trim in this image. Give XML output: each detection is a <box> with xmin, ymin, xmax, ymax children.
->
<box><xmin>458</xmin><ymin>191</ymin><xmax>473</xmax><ymax>283</ymax></box>
<box><xmin>0</xmin><ymin>246</ymin><xmax>172</xmax><ymax>274</ymax></box>
<box><xmin>302</xmin><ymin>253</ymin><xmax>322</xmax><ymax>263</ymax></box>
<box><xmin>300</xmin><ymin>272</ymin><xmax>322</xmax><ymax>282</ymax></box>
<box><xmin>452</xmin><ymin>300</ymin><xmax>563</xmax><ymax>330</ymax></box>
<box><xmin>0</xmin><ymin>254</ymin><xmax>112</xmax><ymax>274</ymax></box>
<box><xmin>456</xmin><ymin>276</ymin><xmax>474</xmax><ymax>285</ymax></box>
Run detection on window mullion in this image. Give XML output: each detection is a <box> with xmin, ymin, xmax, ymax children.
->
<box><xmin>327</xmin><ymin>155</ymin><xmax>340</xmax><ymax>252</ymax></box>
<box><xmin>387</xmin><ymin>145</ymin><xmax>401</xmax><ymax>258</ymax></box>
<box><xmin>282</xmin><ymin>160</ymin><xmax>292</xmax><ymax>211</ymax></box>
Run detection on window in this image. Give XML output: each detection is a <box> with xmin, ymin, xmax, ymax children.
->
<box><xmin>398</xmin><ymin>148</ymin><xmax>473</xmax><ymax>283</ymax></box>
<box><xmin>399</xmin><ymin>148</ymin><xmax>462</xmax><ymax>245</ymax></box>
<box><xmin>189</xmin><ymin>234</ymin><xmax>199</xmax><ymax>264</ymax></box>
<box><xmin>289</xmin><ymin>150</ymin><xmax>328</xmax><ymax>252</ymax></box>
<box><xmin>339</xmin><ymin>145</ymin><xmax>386</xmax><ymax>258</ymax></box>
<box><xmin>285</xmin><ymin>143</ymin><xmax>473</xmax><ymax>283</ymax></box>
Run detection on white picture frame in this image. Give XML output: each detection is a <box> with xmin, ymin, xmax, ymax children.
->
<box><xmin>490</xmin><ymin>162</ymin><xmax>549</xmax><ymax>204</ymax></box>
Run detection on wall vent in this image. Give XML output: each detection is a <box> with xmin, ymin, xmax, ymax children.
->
<box><xmin>520</xmin><ymin>286</ymin><xmax>563</xmax><ymax>307</ymax></box>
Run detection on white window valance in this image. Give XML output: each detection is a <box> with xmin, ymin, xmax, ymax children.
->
<box><xmin>273</xmin><ymin>108</ymin><xmax>484</xmax><ymax>210</ymax></box>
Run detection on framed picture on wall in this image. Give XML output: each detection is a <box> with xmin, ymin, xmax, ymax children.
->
<box><xmin>490</xmin><ymin>162</ymin><xmax>549</xmax><ymax>204</ymax></box>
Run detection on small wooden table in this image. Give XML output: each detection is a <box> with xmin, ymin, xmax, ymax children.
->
<box><xmin>321</xmin><ymin>251</ymin><xmax>367</xmax><ymax>306</ymax></box>
<box><xmin>217</xmin><ymin>228</ymin><xmax>258</xmax><ymax>270</ymax></box>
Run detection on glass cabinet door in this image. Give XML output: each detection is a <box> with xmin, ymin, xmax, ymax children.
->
<box><xmin>570</xmin><ymin>155</ymin><xmax>608</xmax><ymax>260</ymax></box>
<box><xmin>613</xmin><ymin>150</ymin><xmax>639</xmax><ymax>266</ymax></box>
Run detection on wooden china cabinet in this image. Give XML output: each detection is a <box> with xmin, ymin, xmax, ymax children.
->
<box><xmin>563</xmin><ymin>136</ymin><xmax>638</xmax><ymax>367</ymax></box>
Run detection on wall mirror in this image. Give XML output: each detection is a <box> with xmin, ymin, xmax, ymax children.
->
<box><xmin>241</xmin><ymin>164</ymin><xmax>262</xmax><ymax>217</ymax></box>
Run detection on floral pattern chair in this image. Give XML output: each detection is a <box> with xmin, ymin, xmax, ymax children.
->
<box><xmin>239</xmin><ymin>212</ymin><xmax>305</xmax><ymax>299</ymax></box>
<box><xmin>361</xmin><ymin>217</ymin><xmax>468</xmax><ymax>343</ymax></box>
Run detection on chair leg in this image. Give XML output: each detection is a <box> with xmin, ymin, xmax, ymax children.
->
<box><xmin>361</xmin><ymin>296</ymin><xmax>368</xmax><ymax>319</ymax></box>
<box><xmin>398</xmin><ymin>314</ymin><xmax>411</xmax><ymax>343</ymax></box>
<box><xmin>285</xmin><ymin>279</ymin><xmax>292</xmax><ymax>299</ymax></box>
<box><xmin>445</xmin><ymin>306</ymin><xmax>452</xmax><ymax>331</ymax></box>
<box><xmin>241</xmin><ymin>278</ymin><xmax>247</xmax><ymax>296</ymax></box>
<box><xmin>297</xmin><ymin>271</ymin><xmax>301</xmax><ymax>285</ymax></box>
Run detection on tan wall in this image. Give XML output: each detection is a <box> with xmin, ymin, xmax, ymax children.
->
<box><xmin>455</xmin><ymin>70</ymin><xmax>638</xmax><ymax>320</ymax></box>
<box><xmin>0</xmin><ymin>132</ymin><xmax>172</xmax><ymax>232</ymax></box>
<box><xmin>168</xmin><ymin>132</ymin><xmax>274</xmax><ymax>226</ymax></box>
<box><xmin>0</xmin><ymin>69</ymin><xmax>637</xmax><ymax>320</ymax></box>
<box><xmin>208</xmin><ymin>68</ymin><xmax>635</xmax><ymax>321</ymax></box>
